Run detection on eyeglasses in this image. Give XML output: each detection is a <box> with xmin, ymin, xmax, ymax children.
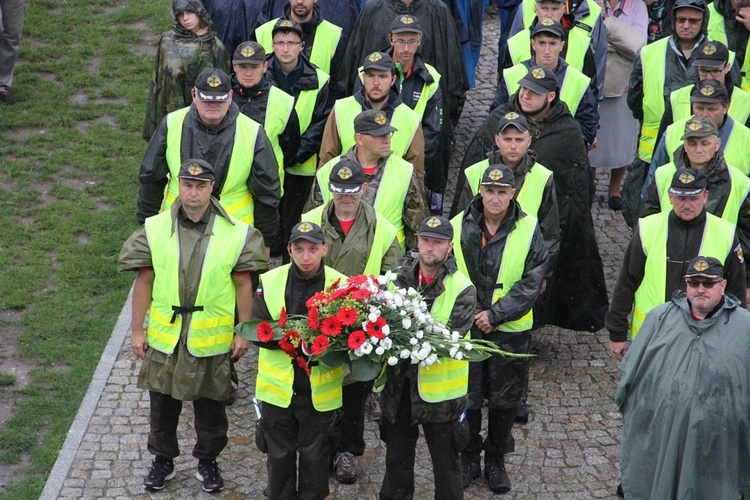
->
<box><xmin>391</xmin><ymin>39</ymin><xmax>420</xmax><ymax>47</ymax></box>
<box><xmin>698</xmin><ymin>66</ymin><xmax>725</xmax><ymax>76</ymax></box>
<box><xmin>273</xmin><ymin>41</ymin><xmax>302</xmax><ymax>48</ymax></box>
<box><xmin>685</xmin><ymin>279</ymin><xmax>722</xmax><ymax>288</ymax></box>
<box><xmin>675</xmin><ymin>16</ymin><xmax>702</xmax><ymax>25</ymax></box>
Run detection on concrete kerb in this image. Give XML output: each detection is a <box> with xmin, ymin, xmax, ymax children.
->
<box><xmin>39</xmin><ymin>283</ymin><xmax>134</xmax><ymax>500</ymax></box>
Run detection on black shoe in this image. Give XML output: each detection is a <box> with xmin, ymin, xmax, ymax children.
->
<box><xmin>617</xmin><ymin>482</ymin><xmax>624</xmax><ymax>497</ymax></box>
<box><xmin>461</xmin><ymin>452</ymin><xmax>481</xmax><ymax>488</ymax></box>
<box><xmin>609</xmin><ymin>195</ymin><xmax>623</xmax><ymax>210</ymax></box>
<box><xmin>515</xmin><ymin>404</ymin><xmax>530</xmax><ymax>423</ymax></box>
<box><xmin>196</xmin><ymin>459</ymin><xmax>224</xmax><ymax>493</ymax></box>
<box><xmin>226</xmin><ymin>383</ymin><xmax>237</xmax><ymax>406</ymax></box>
<box><xmin>485</xmin><ymin>454</ymin><xmax>511</xmax><ymax>494</ymax></box>
<box><xmin>143</xmin><ymin>456</ymin><xmax>175</xmax><ymax>490</ymax></box>
<box><xmin>0</xmin><ymin>91</ymin><xmax>16</xmax><ymax>105</ymax></box>
<box><xmin>334</xmin><ymin>451</ymin><xmax>358</xmax><ymax>484</ymax></box>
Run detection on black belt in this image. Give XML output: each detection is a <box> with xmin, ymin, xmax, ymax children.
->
<box><xmin>170</xmin><ymin>305</ymin><xmax>204</xmax><ymax>323</ymax></box>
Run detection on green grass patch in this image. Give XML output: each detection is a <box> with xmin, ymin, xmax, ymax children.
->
<box><xmin>0</xmin><ymin>0</ymin><xmax>171</xmax><ymax>496</ymax></box>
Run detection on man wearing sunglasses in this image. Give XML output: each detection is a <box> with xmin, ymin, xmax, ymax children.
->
<box><xmin>606</xmin><ymin>166</ymin><xmax>746</xmax><ymax>361</ymax></box>
<box><xmin>615</xmin><ymin>255</ymin><xmax>750</xmax><ymax>498</ymax></box>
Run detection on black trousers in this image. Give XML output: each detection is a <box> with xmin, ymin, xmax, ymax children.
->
<box><xmin>380</xmin><ymin>384</ymin><xmax>464</xmax><ymax>500</ymax></box>
<box><xmin>147</xmin><ymin>391</ymin><xmax>228</xmax><ymax>460</ymax></box>
<box><xmin>262</xmin><ymin>397</ymin><xmax>336</xmax><ymax>500</ymax></box>
<box><xmin>337</xmin><ymin>379</ymin><xmax>374</xmax><ymax>456</ymax></box>
<box><xmin>465</xmin><ymin>407</ymin><xmax>517</xmax><ymax>458</ymax></box>
<box><xmin>279</xmin><ymin>173</ymin><xmax>315</xmax><ymax>262</ymax></box>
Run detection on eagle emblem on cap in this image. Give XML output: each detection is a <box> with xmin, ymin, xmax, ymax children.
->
<box><xmin>374</xmin><ymin>114</ymin><xmax>387</xmax><ymax>125</ymax></box>
<box><xmin>368</xmin><ymin>52</ymin><xmax>382</xmax><ymax>62</ymax></box>
<box><xmin>489</xmin><ymin>169</ymin><xmax>503</xmax><ymax>181</ymax></box>
<box><xmin>693</xmin><ymin>259</ymin><xmax>709</xmax><ymax>272</ymax></box>
<box><xmin>298</xmin><ymin>222</ymin><xmax>313</xmax><ymax>233</ymax></box>
<box><xmin>401</xmin><ymin>15</ymin><xmax>414</xmax><ymax>24</ymax></box>
<box><xmin>687</xmin><ymin>121</ymin><xmax>702</xmax><ymax>131</ymax></box>
<box><xmin>702</xmin><ymin>43</ymin><xmax>717</xmax><ymax>55</ymax></box>
<box><xmin>541</xmin><ymin>18</ymin><xmax>554</xmax><ymax>26</ymax></box>
<box><xmin>279</xmin><ymin>19</ymin><xmax>293</xmax><ymax>27</ymax></box>
<box><xmin>679</xmin><ymin>172</ymin><xmax>696</xmax><ymax>184</ymax></box>
<box><xmin>504</xmin><ymin>112</ymin><xmax>519</xmax><ymax>120</ymax></box>
<box><xmin>532</xmin><ymin>68</ymin><xmax>545</xmax><ymax>79</ymax></box>
<box><xmin>700</xmin><ymin>85</ymin><xmax>715</xmax><ymax>96</ymax></box>
<box><xmin>338</xmin><ymin>167</ymin><xmax>352</xmax><ymax>180</ymax></box>
<box><xmin>207</xmin><ymin>75</ymin><xmax>221</xmax><ymax>88</ymax></box>
<box><xmin>426</xmin><ymin>217</ymin><xmax>441</xmax><ymax>228</ymax></box>
<box><xmin>188</xmin><ymin>164</ymin><xmax>203</xmax><ymax>175</ymax></box>
<box><xmin>241</xmin><ymin>46</ymin><xmax>255</xmax><ymax>57</ymax></box>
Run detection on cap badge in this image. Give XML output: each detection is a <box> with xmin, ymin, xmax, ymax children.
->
<box><xmin>279</xmin><ymin>19</ymin><xmax>293</xmax><ymax>27</ymax></box>
<box><xmin>241</xmin><ymin>46</ymin><xmax>255</xmax><ymax>57</ymax></box>
<box><xmin>207</xmin><ymin>75</ymin><xmax>221</xmax><ymax>88</ymax></box>
<box><xmin>693</xmin><ymin>259</ymin><xmax>709</xmax><ymax>272</ymax></box>
<box><xmin>679</xmin><ymin>172</ymin><xmax>696</xmax><ymax>184</ymax></box>
<box><xmin>532</xmin><ymin>68</ymin><xmax>545</xmax><ymax>79</ymax></box>
<box><xmin>298</xmin><ymin>222</ymin><xmax>313</xmax><ymax>233</ymax></box>
<box><xmin>504</xmin><ymin>112</ymin><xmax>519</xmax><ymax>120</ymax></box>
<box><xmin>374</xmin><ymin>114</ymin><xmax>387</xmax><ymax>125</ymax></box>
<box><xmin>703</xmin><ymin>43</ymin><xmax>716</xmax><ymax>55</ymax></box>
<box><xmin>687</xmin><ymin>121</ymin><xmax>702</xmax><ymax>131</ymax></box>
<box><xmin>426</xmin><ymin>217</ymin><xmax>441</xmax><ymax>228</ymax></box>
<box><xmin>187</xmin><ymin>164</ymin><xmax>203</xmax><ymax>175</ymax></box>
<box><xmin>489</xmin><ymin>169</ymin><xmax>503</xmax><ymax>181</ymax></box>
<box><xmin>368</xmin><ymin>52</ymin><xmax>382</xmax><ymax>62</ymax></box>
<box><xmin>401</xmin><ymin>15</ymin><xmax>414</xmax><ymax>24</ymax></box>
<box><xmin>700</xmin><ymin>85</ymin><xmax>715</xmax><ymax>96</ymax></box>
<box><xmin>541</xmin><ymin>18</ymin><xmax>554</xmax><ymax>25</ymax></box>
<box><xmin>338</xmin><ymin>167</ymin><xmax>352</xmax><ymax>180</ymax></box>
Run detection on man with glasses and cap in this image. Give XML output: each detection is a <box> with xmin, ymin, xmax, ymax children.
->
<box><xmin>705</xmin><ymin>0</ymin><xmax>750</xmax><ymax>92</ymax></box>
<box><xmin>137</xmin><ymin>68</ymin><xmax>281</xmax><ymax>251</ymax></box>
<box><xmin>451</xmin><ymin>164</ymin><xmax>549</xmax><ymax>493</ymax></box>
<box><xmin>300</xmin><ymin>159</ymin><xmax>402</xmax><ymax>485</ymax></box>
<box><xmin>607</xmin><ymin>167</ymin><xmax>745</xmax><ymax>360</ymax></box>
<box><xmin>615</xmin><ymin>255</ymin><xmax>750</xmax><ymax>498</ymax></box>
<box><xmin>120</xmin><ymin>159</ymin><xmax>268</xmax><ymax>493</ymax></box>
<box><xmin>379</xmin><ymin>215</ymin><xmax>476</xmax><ymax>499</ymax></box>
<box><xmin>248</xmin><ymin>220</ymin><xmax>347</xmax><ymax>500</ymax></box>
<box><xmin>306</xmin><ymin>109</ymin><xmax>428</xmax><ymax>251</ymax></box>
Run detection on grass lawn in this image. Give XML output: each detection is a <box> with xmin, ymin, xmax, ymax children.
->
<box><xmin>0</xmin><ymin>0</ymin><xmax>169</xmax><ymax>496</ymax></box>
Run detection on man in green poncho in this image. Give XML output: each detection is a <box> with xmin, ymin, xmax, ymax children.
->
<box><xmin>616</xmin><ymin>256</ymin><xmax>750</xmax><ymax>499</ymax></box>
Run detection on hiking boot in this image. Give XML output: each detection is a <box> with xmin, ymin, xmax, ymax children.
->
<box><xmin>196</xmin><ymin>459</ymin><xmax>224</xmax><ymax>493</ymax></box>
<box><xmin>461</xmin><ymin>452</ymin><xmax>481</xmax><ymax>488</ymax></box>
<box><xmin>485</xmin><ymin>454</ymin><xmax>511</xmax><ymax>494</ymax></box>
<box><xmin>143</xmin><ymin>456</ymin><xmax>175</xmax><ymax>490</ymax></box>
<box><xmin>515</xmin><ymin>403</ymin><xmax>530</xmax><ymax>423</ymax></box>
<box><xmin>367</xmin><ymin>392</ymin><xmax>382</xmax><ymax>421</ymax></box>
<box><xmin>334</xmin><ymin>451</ymin><xmax>357</xmax><ymax>484</ymax></box>
<box><xmin>0</xmin><ymin>91</ymin><xmax>16</xmax><ymax>105</ymax></box>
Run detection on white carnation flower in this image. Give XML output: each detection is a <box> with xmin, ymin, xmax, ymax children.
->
<box><xmin>381</xmin><ymin>325</ymin><xmax>390</xmax><ymax>336</ymax></box>
<box><xmin>449</xmin><ymin>345</ymin><xmax>460</xmax><ymax>358</ymax></box>
<box><xmin>356</xmin><ymin>342</ymin><xmax>373</xmax><ymax>356</ymax></box>
<box><xmin>410</xmin><ymin>337</ymin><xmax>418</xmax><ymax>345</ymax></box>
<box><xmin>402</xmin><ymin>318</ymin><xmax>412</xmax><ymax>329</ymax></box>
<box><xmin>463</xmin><ymin>342</ymin><xmax>473</xmax><ymax>351</ymax></box>
<box><xmin>377</xmin><ymin>274</ymin><xmax>388</xmax><ymax>285</ymax></box>
<box><xmin>416</xmin><ymin>330</ymin><xmax>424</xmax><ymax>339</ymax></box>
<box><xmin>375</xmin><ymin>346</ymin><xmax>385</xmax><ymax>355</ymax></box>
<box><xmin>400</xmin><ymin>349</ymin><xmax>411</xmax><ymax>359</ymax></box>
<box><xmin>407</xmin><ymin>287</ymin><xmax>419</xmax><ymax>297</ymax></box>
<box><xmin>368</xmin><ymin>312</ymin><xmax>379</xmax><ymax>323</ymax></box>
<box><xmin>424</xmin><ymin>354</ymin><xmax>438</xmax><ymax>366</ymax></box>
<box><xmin>393</xmin><ymin>294</ymin><xmax>404</xmax><ymax>307</ymax></box>
<box><xmin>451</xmin><ymin>331</ymin><xmax>460</xmax><ymax>343</ymax></box>
<box><xmin>454</xmin><ymin>351</ymin><xmax>464</xmax><ymax>360</ymax></box>
<box><xmin>381</xmin><ymin>337</ymin><xmax>392</xmax><ymax>349</ymax></box>
<box><xmin>387</xmin><ymin>356</ymin><xmax>399</xmax><ymax>366</ymax></box>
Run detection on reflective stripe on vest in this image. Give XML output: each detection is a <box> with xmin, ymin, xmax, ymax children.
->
<box><xmin>287</xmin><ymin>67</ymin><xmax>329</xmax><ymax>176</ymax></box>
<box><xmin>411</xmin><ymin>64</ymin><xmax>441</xmax><ymax>118</ymax></box>
<box><xmin>665</xmin><ymin>118</ymin><xmax>750</xmax><ymax>175</ymax></box>
<box><xmin>630</xmin><ymin>210</ymin><xmax>736</xmax><ymax>337</ymax></box>
<box><xmin>255</xmin><ymin>264</ymin><xmax>346</xmax><ymax>411</ymax></box>
<box><xmin>333</xmin><ymin>96</ymin><xmax>420</xmax><ymax>159</ymax></box>
<box><xmin>638</xmin><ymin>39</ymin><xmax>669</xmax><ymax>162</ymax></box>
<box><xmin>464</xmin><ymin>160</ymin><xmax>553</xmax><ymax>218</ymax></box>
<box><xmin>315</xmin><ymin>155</ymin><xmax>412</xmax><ymax>249</ymax></box>
<box><xmin>163</xmin><ymin>107</ymin><xmax>260</xmax><ymax>224</ymax></box>
<box><xmin>255</xmin><ymin>19</ymin><xmax>342</xmax><ymax>76</ymax></box>
<box><xmin>265</xmin><ymin>86</ymin><xmax>296</xmax><ymax>190</ymax></box>
<box><xmin>503</xmin><ymin>63</ymin><xmax>589</xmax><ymax>115</ymax></box>
<box><xmin>450</xmin><ymin>213</ymin><xmax>538</xmax><ymax>332</ymax></box>
<box><xmin>301</xmin><ymin>205</ymin><xmax>398</xmax><ymax>275</ymax></box>
<box><xmin>655</xmin><ymin>162</ymin><xmax>750</xmax><ymax>223</ymax></box>
<box><xmin>417</xmin><ymin>270</ymin><xmax>474</xmax><ymax>403</ymax></box>
<box><xmin>144</xmin><ymin>210</ymin><xmax>248</xmax><ymax>357</ymax></box>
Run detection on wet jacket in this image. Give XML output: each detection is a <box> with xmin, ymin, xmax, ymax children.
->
<box><xmin>137</xmin><ymin>104</ymin><xmax>281</xmax><ymax>241</ymax></box>
<box><xmin>380</xmin><ymin>252</ymin><xmax>476</xmax><ymax>425</ymax></box>
<box><xmin>200</xmin><ymin>0</ymin><xmax>258</xmax><ymax>57</ymax></box>
<box><xmin>266</xmin><ymin>54</ymin><xmax>332</xmax><ymax>168</ymax></box>
<box><xmin>305</xmin><ymin>147</ymin><xmax>429</xmax><ymax>250</ymax></box>
<box><xmin>461</xmin><ymin>94</ymin><xmax>609</xmax><ymax>331</ymax></box>
<box><xmin>142</xmin><ymin>0</ymin><xmax>230</xmax><ymax>141</ymax></box>
<box><xmin>605</xmin><ymin>209</ymin><xmax>746</xmax><ymax>342</ymax></box>
<box><xmin>709</xmin><ymin>0</ymin><xmax>750</xmax><ymax>83</ymax></box>
<box><xmin>232</xmin><ymin>74</ymin><xmax>301</xmax><ymax>170</ymax></box>
<box><xmin>492</xmin><ymin>57</ymin><xmax>599</xmax><ymax>143</ymax></box>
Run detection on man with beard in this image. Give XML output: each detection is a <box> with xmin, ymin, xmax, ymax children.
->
<box><xmin>460</xmin><ymin>66</ymin><xmax>608</xmax><ymax>332</ymax></box>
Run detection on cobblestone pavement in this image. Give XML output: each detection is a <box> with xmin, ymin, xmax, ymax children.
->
<box><xmin>53</xmin><ymin>12</ymin><xmax>632</xmax><ymax>500</ymax></box>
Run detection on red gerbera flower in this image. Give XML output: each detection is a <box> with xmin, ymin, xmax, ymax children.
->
<box><xmin>311</xmin><ymin>335</ymin><xmax>329</xmax><ymax>355</ymax></box>
<box><xmin>278</xmin><ymin>307</ymin><xmax>288</xmax><ymax>328</ymax></box>
<box><xmin>296</xmin><ymin>356</ymin><xmax>311</xmax><ymax>376</ymax></box>
<box><xmin>257</xmin><ymin>321</ymin><xmax>275</xmax><ymax>343</ymax></box>
<box><xmin>305</xmin><ymin>291</ymin><xmax>327</xmax><ymax>309</ymax></box>
<box><xmin>336</xmin><ymin>306</ymin><xmax>358</xmax><ymax>327</ymax></box>
<box><xmin>347</xmin><ymin>330</ymin><xmax>367</xmax><ymax>350</ymax></box>
<box><xmin>308</xmin><ymin>306</ymin><xmax>320</xmax><ymax>330</ymax></box>
<box><xmin>347</xmin><ymin>275</ymin><xmax>368</xmax><ymax>285</ymax></box>
<box><xmin>279</xmin><ymin>330</ymin><xmax>301</xmax><ymax>354</ymax></box>
<box><xmin>365</xmin><ymin>317</ymin><xmax>388</xmax><ymax>339</ymax></box>
<box><xmin>320</xmin><ymin>316</ymin><xmax>343</xmax><ymax>336</ymax></box>
<box><xmin>351</xmin><ymin>288</ymin><xmax>373</xmax><ymax>301</ymax></box>
<box><xmin>326</xmin><ymin>278</ymin><xmax>342</xmax><ymax>292</ymax></box>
